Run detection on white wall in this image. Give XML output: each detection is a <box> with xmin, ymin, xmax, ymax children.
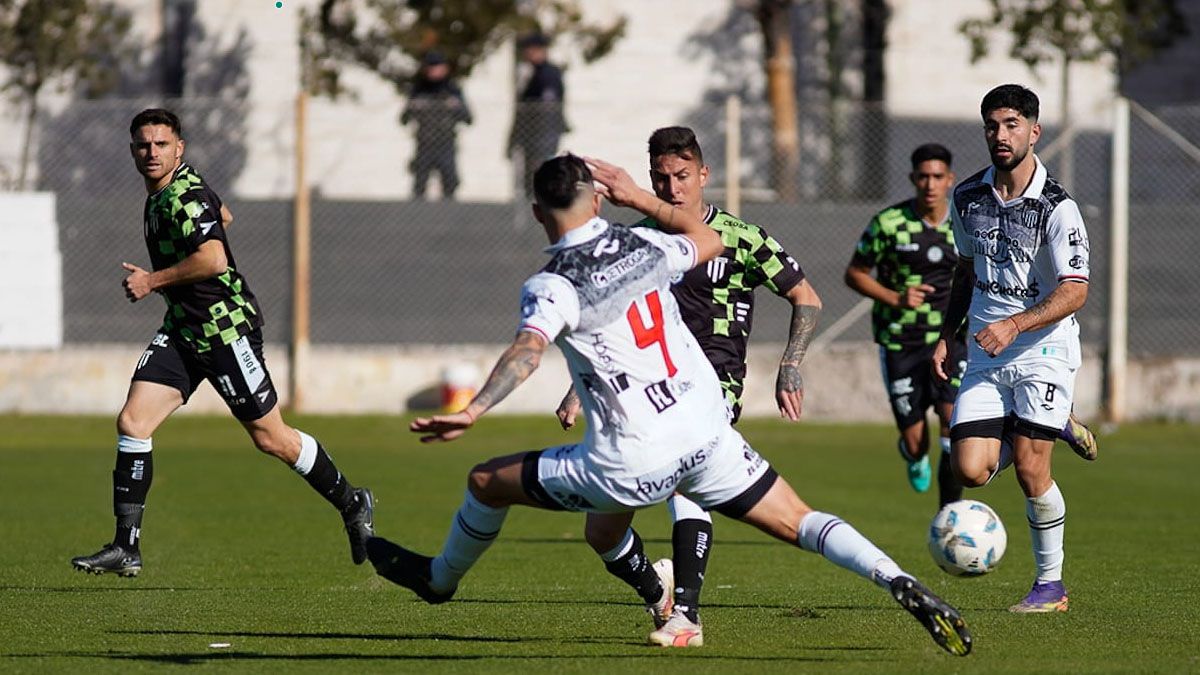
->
<box><xmin>885</xmin><ymin>0</ymin><xmax>1118</xmax><ymax>129</ymax></box>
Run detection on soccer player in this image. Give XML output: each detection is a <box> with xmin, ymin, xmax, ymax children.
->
<box><xmin>932</xmin><ymin>85</ymin><xmax>1092</xmax><ymax>613</ymax></box>
<box><xmin>557</xmin><ymin>126</ymin><xmax>820</xmax><ymax>645</ymax></box>
<box><xmin>369</xmin><ymin>154</ymin><xmax>972</xmax><ymax>656</ymax></box>
<box><xmin>845</xmin><ymin>143</ymin><xmax>967</xmax><ymax>506</ymax></box>
<box><xmin>70</xmin><ymin>109</ymin><xmax>374</xmax><ymax>577</ymax></box>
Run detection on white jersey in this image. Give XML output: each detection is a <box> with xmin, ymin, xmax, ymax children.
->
<box><xmin>518</xmin><ymin>217</ymin><xmax>729</xmax><ymax>479</ymax></box>
<box><xmin>951</xmin><ymin>156</ymin><xmax>1090</xmax><ymax>368</ymax></box>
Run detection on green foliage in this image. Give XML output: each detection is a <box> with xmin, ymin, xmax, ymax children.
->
<box><xmin>959</xmin><ymin>0</ymin><xmax>1188</xmax><ymax>71</ymax></box>
<box><xmin>0</xmin><ymin>0</ymin><xmax>133</xmax><ymax>101</ymax></box>
<box><xmin>1</xmin><ymin>415</ymin><xmax>1198</xmax><ymax>671</ymax></box>
<box><xmin>301</xmin><ymin>0</ymin><xmax>626</xmax><ymax>98</ymax></box>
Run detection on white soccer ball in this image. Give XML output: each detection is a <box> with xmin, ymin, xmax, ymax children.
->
<box><xmin>928</xmin><ymin>499</ymin><xmax>1007</xmax><ymax>576</ymax></box>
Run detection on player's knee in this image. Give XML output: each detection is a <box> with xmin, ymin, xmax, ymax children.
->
<box><xmin>116</xmin><ymin>408</ymin><xmax>154</xmax><ymax>439</ymax></box>
<box><xmin>583</xmin><ymin>519</ymin><xmax>625</xmax><ymax>554</ymax></box>
<box><xmin>952</xmin><ymin>458</ymin><xmax>990</xmax><ymax>488</ymax></box>
<box><xmin>467</xmin><ymin>462</ymin><xmax>500</xmax><ymax>501</ymax></box>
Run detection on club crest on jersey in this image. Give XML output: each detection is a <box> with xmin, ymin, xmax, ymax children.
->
<box><xmin>706</xmin><ymin>257</ymin><xmax>728</xmax><ymax>283</ymax></box>
<box><xmin>1021</xmin><ymin>208</ymin><xmax>1040</xmax><ymax>229</ymax></box>
<box><xmin>927</xmin><ymin>247</ymin><xmax>944</xmax><ymax>263</ymax></box>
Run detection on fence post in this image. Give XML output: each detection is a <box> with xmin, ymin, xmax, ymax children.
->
<box><xmin>290</xmin><ymin>91</ymin><xmax>312</xmax><ymax>412</ymax></box>
<box><xmin>725</xmin><ymin>94</ymin><xmax>741</xmax><ymax>216</ymax></box>
<box><xmin>1105</xmin><ymin>96</ymin><xmax>1130</xmax><ymax>423</ymax></box>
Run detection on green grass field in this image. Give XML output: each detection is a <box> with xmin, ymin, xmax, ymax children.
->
<box><xmin>1</xmin><ymin>414</ymin><xmax>1196</xmax><ymax>673</ymax></box>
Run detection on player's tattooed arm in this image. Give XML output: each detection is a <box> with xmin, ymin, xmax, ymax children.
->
<box><xmin>467</xmin><ymin>331</ymin><xmax>548</xmax><ymax>419</ymax></box>
<box><xmin>776</xmin><ymin>280</ymin><xmax>821</xmax><ymax>421</ymax></box>
<box><xmin>411</xmin><ymin>331</ymin><xmax>548</xmax><ymax>443</ymax></box>
<box><xmin>1011</xmin><ymin>281</ymin><xmax>1088</xmax><ymax>333</ymax></box>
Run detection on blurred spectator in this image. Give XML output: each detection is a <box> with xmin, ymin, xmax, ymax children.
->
<box><xmin>508</xmin><ymin>32</ymin><xmax>567</xmax><ymax>197</ymax></box>
<box><xmin>402</xmin><ymin>51</ymin><xmax>472</xmax><ymax>200</ymax></box>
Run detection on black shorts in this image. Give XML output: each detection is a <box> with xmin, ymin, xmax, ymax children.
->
<box><xmin>878</xmin><ymin>340</ymin><xmax>967</xmax><ymax>430</ymax></box>
<box><xmin>131</xmin><ymin>329</ymin><xmax>279</xmax><ymax>421</ymax></box>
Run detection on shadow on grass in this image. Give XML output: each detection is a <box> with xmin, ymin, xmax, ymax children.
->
<box><xmin>0</xmin><ymin>585</ymin><xmax>265</xmax><ymax>593</ymax></box>
<box><xmin>3</xmin><ymin>650</ymin><xmax>847</xmax><ymax>664</ymax></box>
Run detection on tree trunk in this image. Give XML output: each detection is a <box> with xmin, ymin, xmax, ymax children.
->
<box><xmin>17</xmin><ymin>90</ymin><xmax>39</xmax><ymax>191</ymax></box>
<box><xmin>758</xmin><ymin>1</ymin><xmax>800</xmax><ymax>203</ymax></box>
<box><xmin>1058</xmin><ymin>55</ymin><xmax>1073</xmax><ymax>189</ymax></box>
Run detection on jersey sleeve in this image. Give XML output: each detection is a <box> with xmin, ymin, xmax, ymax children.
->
<box><xmin>742</xmin><ymin>225</ymin><xmax>806</xmax><ymax>295</ymax></box>
<box><xmin>517</xmin><ymin>272</ymin><xmax>580</xmax><ymax>343</ymax></box>
<box><xmin>949</xmin><ymin>193</ymin><xmax>974</xmax><ymax>259</ymax></box>
<box><xmin>851</xmin><ymin>216</ymin><xmax>885</xmax><ymax>267</ymax></box>
<box><xmin>174</xmin><ymin>188</ymin><xmax>226</xmax><ymax>254</ymax></box>
<box><xmin>1047</xmin><ymin>199</ymin><xmax>1090</xmax><ymax>284</ymax></box>
<box><xmin>630</xmin><ymin>227</ymin><xmax>698</xmax><ymax>275</ymax></box>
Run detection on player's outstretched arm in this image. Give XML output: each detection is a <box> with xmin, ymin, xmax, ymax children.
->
<box><xmin>775</xmin><ymin>280</ymin><xmax>821</xmax><ymax>421</ymax></box>
<box><xmin>585</xmin><ymin>156</ymin><xmax>722</xmax><ymax>264</ymax></box>
<box><xmin>121</xmin><ymin>240</ymin><xmax>228</xmax><ymax>302</ymax></box>
<box><xmin>410</xmin><ymin>331</ymin><xmax>549</xmax><ymax>443</ymax></box>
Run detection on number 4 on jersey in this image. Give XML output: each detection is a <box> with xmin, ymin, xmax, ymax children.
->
<box><xmin>627</xmin><ymin>290</ymin><xmax>677</xmax><ymax>377</ymax></box>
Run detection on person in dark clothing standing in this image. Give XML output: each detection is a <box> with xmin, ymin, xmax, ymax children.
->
<box><xmin>402</xmin><ymin>51</ymin><xmax>472</xmax><ymax>200</ymax></box>
<box><xmin>508</xmin><ymin>33</ymin><xmax>566</xmax><ymax>197</ymax></box>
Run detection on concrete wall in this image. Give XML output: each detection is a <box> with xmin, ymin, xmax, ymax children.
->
<box><xmin>4</xmin><ymin>341</ymin><xmax>1196</xmax><ymax>422</ymax></box>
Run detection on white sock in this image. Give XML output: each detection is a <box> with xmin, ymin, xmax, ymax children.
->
<box><xmin>667</xmin><ymin>494</ymin><xmax>712</xmax><ymax>524</ymax></box>
<box><xmin>1027</xmin><ymin>481</ymin><xmax>1066</xmax><ymax>583</ymax></box>
<box><xmin>430</xmin><ymin>490</ymin><xmax>509</xmax><ymax>593</ymax></box>
<box><xmin>939</xmin><ymin>436</ymin><xmax>951</xmax><ymax>456</ymax></box>
<box><xmin>291</xmin><ymin>431</ymin><xmax>318</xmax><ymax>475</ymax></box>
<box><xmin>118</xmin><ymin>435</ymin><xmax>152</xmax><ymax>454</ymax></box>
<box><xmin>798</xmin><ymin>511</ymin><xmax>906</xmax><ymax>589</ymax></box>
<box><xmin>985</xmin><ymin>434</ymin><xmax>1015</xmax><ymax>485</ymax></box>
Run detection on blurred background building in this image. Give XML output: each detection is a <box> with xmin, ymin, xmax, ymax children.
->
<box><xmin>0</xmin><ymin>0</ymin><xmax>1196</xmax><ymax>420</ymax></box>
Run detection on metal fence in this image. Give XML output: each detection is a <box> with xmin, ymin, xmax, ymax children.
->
<box><xmin>26</xmin><ymin>95</ymin><xmax>1200</xmax><ymax>358</ymax></box>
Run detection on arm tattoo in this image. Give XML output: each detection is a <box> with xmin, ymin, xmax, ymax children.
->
<box><xmin>1015</xmin><ymin>282</ymin><xmax>1087</xmax><ymax>332</ymax></box>
<box><xmin>778</xmin><ymin>304</ymin><xmax>821</xmax><ymax>391</ymax></box>
<box><xmin>471</xmin><ymin>332</ymin><xmax>545</xmax><ymax>414</ymax></box>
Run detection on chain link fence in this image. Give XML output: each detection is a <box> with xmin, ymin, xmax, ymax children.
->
<box><xmin>26</xmin><ymin>95</ymin><xmax>1199</xmax><ymax>357</ymax></box>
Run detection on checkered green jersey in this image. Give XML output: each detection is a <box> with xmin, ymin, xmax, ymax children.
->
<box><xmin>633</xmin><ymin>205</ymin><xmax>805</xmax><ymax>401</ymax></box>
<box><xmin>142</xmin><ymin>163</ymin><xmax>262</xmax><ymax>353</ymax></box>
<box><xmin>852</xmin><ymin>199</ymin><xmax>957</xmax><ymax>350</ymax></box>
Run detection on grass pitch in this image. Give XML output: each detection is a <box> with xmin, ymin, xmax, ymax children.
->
<box><xmin>1</xmin><ymin>414</ymin><xmax>1196</xmax><ymax>673</ymax></box>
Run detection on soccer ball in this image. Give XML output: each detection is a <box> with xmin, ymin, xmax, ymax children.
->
<box><xmin>928</xmin><ymin>499</ymin><xmax>1007</xmax><ymax>576</ymax></box>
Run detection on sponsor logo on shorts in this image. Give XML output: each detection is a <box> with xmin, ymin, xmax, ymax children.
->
<box><xmin>634</xmin><ymin>447</ymin><xmax>709</xmax><ymax>497</ymax></box>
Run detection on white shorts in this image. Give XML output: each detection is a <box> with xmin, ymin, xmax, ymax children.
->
<box><xmin>951</xmin><ymin>356</ymin><xmax>1077</xmax><ymax>434</ymax></box>
<box><xmin>526</xmin><ymin>426</ymin><xmax>777</xmax><ymax>517</ymax></box>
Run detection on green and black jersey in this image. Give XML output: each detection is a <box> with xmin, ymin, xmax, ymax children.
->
<box><xmin>142</xmin><ymin>163</ymin><xmax>262</xmax><ymax>353</ymax></box>
<box><xmin>852</xmin><ymin>199</ymin><xmax>957</xmax><ymax>351</ymax></box>
<box><xmin>633</xmin><ymin>204</ymin><xmax>805</xmax><ymax>406</ymax></box>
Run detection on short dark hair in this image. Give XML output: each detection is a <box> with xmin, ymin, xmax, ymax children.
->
<box><xmin>911</xmin><ymin>143</ymin><xmax>952</xmax><ymax>169</ymax></box>
<box><xmin>130</xmin><ymin>108</ymin><xmax>182</xmax><ymax>137</ymax></box>
<box><xmin>980</xmin><ymin>84</ymin><xmax>1039</xmax><ymax>122</ymax></box>
<box><xmin>533</xmin><ymin>154</ymin><xmax>592</xmax><ymax>210</ymax></box>
<box><xmin>647</xmin><ymin>126</ymin><xmax>703</xmax><ymax>165</ymax></box>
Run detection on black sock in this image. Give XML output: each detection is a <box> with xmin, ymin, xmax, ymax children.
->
<box><xmin>304</xmin><ymin>443</ymin><xmax>356</xmax><ymax>513</ymax></box>
<box><xmin>112</xmin><ymin>451</ymin><xmax>152</xmax><ymax>551</ymax></box>
<box><xmin>602</xmin><ymin>529</ymin><xmax>662</xmax><ymax>605</ymax></box>
<box><xmin>671</xmin><ymin>518</ymin><xmax>712</xmax><ymax>623</ymax></box>
<box><xmin>937</xmin><ymin>449</ymin><xmax>963</xmax><ymax>507</ymax></box>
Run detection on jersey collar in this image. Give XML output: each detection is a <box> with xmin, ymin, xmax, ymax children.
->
<box><xmin>982</xmin><ymin>154</ymin><xmax>1047</xmax><ymax>203</ymax></box>
<box><xmin>703</xmin><ymin>203</ymin><xmax>718</xmax><ymax>224</ymax></box>
<box><xmin>544</xmin><ymin>216</ymin><xmax>609</xmax><ymax>253</ymax></box>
